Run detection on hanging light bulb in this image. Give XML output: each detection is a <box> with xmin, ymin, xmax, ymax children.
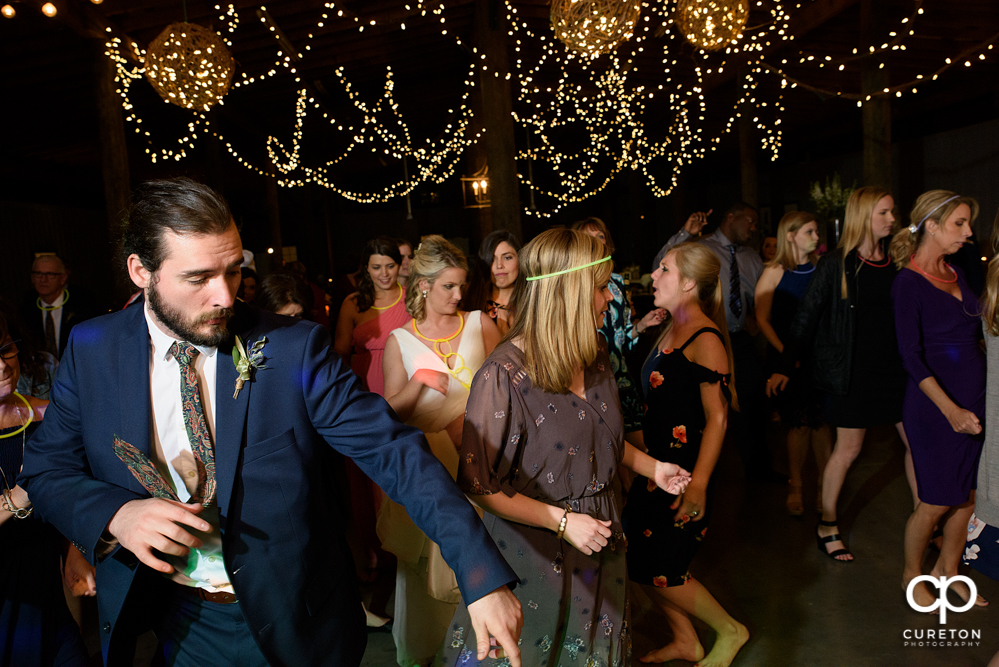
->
<box><xmin>41</xmin><ymin>2</ymin><xmax>57</xmax><ymax>16</ymax></box>
<box><xmin>91</xmin><ymin>0</ymin><xmax>103</xmax><ymax>4</ymax></box>
<box><xmin>1</xmin><ymin>5</ymin><xmax>14</xmax><ymax>18</ymax></box>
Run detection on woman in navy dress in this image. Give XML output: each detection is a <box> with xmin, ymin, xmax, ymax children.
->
<box><xmin>890</xmin><ymin>190</ymin><xmax>987</xmax><ymax>609</ymax></box>
<box><xmin>623</xmin><ymin>242</ymin><xmax>748</xmax><ymax>666</ymax></box>
<box><xmin>756</xmin><ymin>212</ymin><xmax>832</xmax><ymax>516</ymax></box>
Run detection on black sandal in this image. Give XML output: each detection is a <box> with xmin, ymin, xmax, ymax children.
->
<box><xmin>816</xmin><ymin>519</ymin><xmax>853</xmax><ymax>561</ymax></box>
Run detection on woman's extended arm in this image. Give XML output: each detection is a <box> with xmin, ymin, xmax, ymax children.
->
<box><xmin>621</xmin><ymin>443</ymin><xmax>690</xmax><ymax>493</ymax></box>
<box><xmin>333</xmin><ymin>294</ymin><xmax>358</xmax><ymax>359</ymax></box>
<box><xmin>755</xmin><ymin>266</ymin><xmax>784</xmax><ymax>352</ymax></box>
<box><xmin>672</xmin><ymin>335</ymin><xmax>729</xmax><ymax>522</ymax></box>
<box><xmin>471</xmin><ymin>492</ymin><xmax>613</xmax><ymax>556</ymax></box>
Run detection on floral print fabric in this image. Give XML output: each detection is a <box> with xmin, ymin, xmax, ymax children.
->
<box><xmin>599</xmin><ymin>273</ymin><xmax>644</xmax><ymax>432</ymax></box>
<box><xmin>963</xmin><ymin>513</ymin><xmax>999</xmax><ymax>580</ymax></box>
<box><xmin>435</xmin><ymin>342</ymin><xmax>630</xmax><ymax>667</ymax></box>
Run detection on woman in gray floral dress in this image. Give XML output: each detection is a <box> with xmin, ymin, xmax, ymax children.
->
<box><xmin>435</xmin><ymin>229</ymin><xmax>690</xmax><ymax>667</ymax></box>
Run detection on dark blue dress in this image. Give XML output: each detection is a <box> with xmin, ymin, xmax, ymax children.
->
<box><xmin>623</xmin><ymin>328</ymin><xmax>730</xmax><ymax>587</ymax></box>
<box><xmin>1</xmin><ymin>421</ymin><xmax>88</xmax><ymax>667</ymax></box>
<box><xmin>767</xmin><ymin>263</ymin><xmax>824</xmax><ymax>428</ymax></box>
<box><xmin>892</xmin><ymin>266</ymin><xmax>985</xmax><ymax>506</ymax></box>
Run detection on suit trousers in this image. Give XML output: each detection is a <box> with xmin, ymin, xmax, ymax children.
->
<box><xmin>153</xmin><ymin>582</ymin><xmax>268</xmax><ymax>667</ymax></box>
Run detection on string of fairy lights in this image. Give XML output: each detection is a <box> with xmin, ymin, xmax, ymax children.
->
<box><xmin>503</xmin><ymin>0</ymin><xmax>792</xmax><ymax>216</ymax></box>
<box><xmin>96</xmin><ymin>0</ymin><xmax>999</xmax><ymax>216</ymax></box>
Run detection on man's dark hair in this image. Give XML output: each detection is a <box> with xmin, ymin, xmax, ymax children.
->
<box><xmin>122</xmin><ymin>177</ymin><xmax>233</xmax><ymax>273</ymax></box>
<box><xmin>724</xmin><ymin>201</ymin><xmax>756</xmax><ymax>219</ymax></box>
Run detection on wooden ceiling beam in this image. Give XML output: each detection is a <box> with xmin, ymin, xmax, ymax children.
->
<box><xmin>28</xmin><ymin>0</ymin><xmax>141</xmax><ymax>64</ymax></box>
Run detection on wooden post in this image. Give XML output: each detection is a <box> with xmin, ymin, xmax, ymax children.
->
<box><xmin>94</xmin><ymin>41</ymin><xmax>131</xmax><ymax>301</ymax></box>
<box><xmin>860</xmin><ymin>0</ymin><xmax>891</xmax><ymax>189</ymax></box>
<box><xmin>265</xmin><ymin>169</ymin><xmax>283</xmax><ymax>267</ymax></box>
<box><xmin>466</xmin><ymin>83</ymin><xmax>494</xmax><ymax>248</ymax></box>
<box><xmin>737</xmin><ymin>65</ymin><xmax>758</xmax><ymax>208</ymax></box>
<box><xmin>95</xmin><ymin>42</ymin><xmax>130</xmax><ymax>234</ymax></box>
<box><xmin>473</xmin><ymin>0</ymin><xmax>521</xmax><ymax>239</ymax></box>
<box><xmin>205</xmin><ymin>109</ymin><xmax>225</xmax><ymax>196</ymax></box>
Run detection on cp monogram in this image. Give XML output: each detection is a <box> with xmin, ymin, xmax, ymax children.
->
<box><xmin>906</xmin><ymin>575</ymin><xmax>978</xmax><ymax>624</ymax></box>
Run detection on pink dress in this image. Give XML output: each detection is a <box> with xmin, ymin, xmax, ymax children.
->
<box><xmin>350</xmin><ymin>288</ymin><xmax>410</xmax><ymax>395</ymax></box>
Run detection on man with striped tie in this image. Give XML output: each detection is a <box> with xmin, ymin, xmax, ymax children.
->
<box><xmin>651</xmin><ymin>202</ymin><xmax>783</xmax><ymax>482</ymax></box>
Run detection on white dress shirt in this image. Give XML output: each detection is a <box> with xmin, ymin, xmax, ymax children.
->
<box><xmin>40</xmin><ymin>297</ymin><xmax>63</xmax><ymax>352</ymax></box>
<box><xmin>145</xmin><ymin>305</ymin><xmax>232</xmax><ymax>592</ymax></box>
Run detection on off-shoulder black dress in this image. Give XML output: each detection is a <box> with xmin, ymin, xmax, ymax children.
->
<box><xmin>623</xmin><ymin>327</ymin><xmax>730</xmax><ymax>588</ymax></box>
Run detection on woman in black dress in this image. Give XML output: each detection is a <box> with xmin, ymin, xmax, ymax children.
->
<box><xmin>623</xmin><ymin>243</ymin><xmax>748</xmax><ymax>666</ymax></box>
<box><xmin>770</xmin><ymin>187</ymin><xmax>915</xmax><ymax>561</ymax></box>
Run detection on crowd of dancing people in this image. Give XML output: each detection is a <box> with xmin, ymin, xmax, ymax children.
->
<box><xmin>3</xmin><ymin>177</ymin><xmax>999</xmax><ymax>667</ymax></box>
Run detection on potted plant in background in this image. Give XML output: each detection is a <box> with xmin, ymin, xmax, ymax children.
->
<box><xmin>810</xmin><ymin>174</ymin><xmax>855</xmax><ymax>247</ymax></box>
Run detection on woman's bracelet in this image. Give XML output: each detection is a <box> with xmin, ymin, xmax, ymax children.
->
<box><xmin>1</xmin><ymin>492</ymin><xmax>32</xmax><ymax>520</ymax></box>
<box><xmin>555</xmin><ymin>505</ymin><xmax>572</xmax><ymax>540</ymax></box>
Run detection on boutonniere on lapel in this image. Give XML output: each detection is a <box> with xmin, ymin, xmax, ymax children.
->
<box><xmin>232</xmin><ymin>335</ymin><xmax>268</xmax><ymax>399</ymax></box>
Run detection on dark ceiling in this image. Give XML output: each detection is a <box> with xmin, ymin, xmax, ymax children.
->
<box><xmin>3</xmin><ymin>0</ymin><xmax>999</xmax><ymax>213</ymax></box>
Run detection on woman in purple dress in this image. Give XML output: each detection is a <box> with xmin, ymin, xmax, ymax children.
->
<box><xmin>890</xmin><ymin>190</ymin><xmax>987</xmax><ymax>609</ymax></box>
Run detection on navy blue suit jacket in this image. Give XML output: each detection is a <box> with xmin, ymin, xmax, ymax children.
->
<box><xmin>20</xmin><ymin>301</ymin><xmax>515</xmax><ymax>666</ymax></box>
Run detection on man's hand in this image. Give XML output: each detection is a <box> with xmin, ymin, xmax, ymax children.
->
<box><xmin>467</xmin><ymin>585</ymin><xmax>523</xmax><ymax>666</ymax></box>
<box><xmin>63</xmin><ymin>544</ymin><xmax>96</xmax><ymax>596</ymax></box>
<box><xmin>107</xmin><ymin>498</ymin><xmax>209</xmax><ymax>573</ymax></box>
<box><xmin>684</xmin><ymin>209</ymin><xmax>713</xmax><ymax>236</ymax></box>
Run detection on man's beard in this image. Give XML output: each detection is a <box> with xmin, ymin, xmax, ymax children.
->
<box><xmin>148</xmin><ymin>280</ymin><xmax>234</xmax><ymax>347</ymax></box>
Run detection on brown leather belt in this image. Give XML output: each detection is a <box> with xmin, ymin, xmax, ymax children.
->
<box><xmin>176</xmin><ymin>584</ymin><xmax>238</xmax><ymax>605</ymax></box>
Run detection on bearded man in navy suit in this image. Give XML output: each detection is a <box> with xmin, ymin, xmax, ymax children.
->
<box><xmin>19</xmin><ymin>178</ymin><xmax>522</xmax><ymax>666</ymax></box>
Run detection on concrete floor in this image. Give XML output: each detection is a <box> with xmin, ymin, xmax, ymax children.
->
<box><xmin>360</xmin><ymin>424</ymin><xmax>999</xmax><ymax>667</ymax></box>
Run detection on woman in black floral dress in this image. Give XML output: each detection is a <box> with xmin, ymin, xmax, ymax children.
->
<box><xmin>435</xmin><ymin>229</ymin><xmax>690</xmax><ymax>667</ymax></box>
<box><xmin>623</xmin><ymin>243</ymin><xmax>749</xmax><ymax>666</ymax></box>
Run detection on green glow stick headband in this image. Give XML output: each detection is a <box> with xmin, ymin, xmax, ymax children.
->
<box><xmin>526</xmin><ymin>255</ymin><xmax>612</xmax><ymax>281</ymax></box>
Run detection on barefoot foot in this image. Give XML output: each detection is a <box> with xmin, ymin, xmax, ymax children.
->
<box><xmin>639</xmin><ymin>640</ymin><xmax>705</xmax><ymax>664</ymax></box>
<box><xmin>929</xmin><ymin>570</ymin><xmax>989</xmax><ymax>607</ymax></box>
<box><xmin>903</xmin><ymin>578</ymin><xmax>939</xmax><ymax>614</ymax></box>
<box><xmin>695</xmin><ymin>621</ymin><xmax>749</xmax><ymax>667</ymax></box>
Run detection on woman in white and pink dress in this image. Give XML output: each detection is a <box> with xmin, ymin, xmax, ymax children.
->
<box><xmin>380</xmin><ymin>235</ymin><xmax>500</xmax><ymax>667</ymax></box>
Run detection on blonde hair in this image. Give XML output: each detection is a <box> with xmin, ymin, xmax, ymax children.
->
<box><xmin>404</xmin><ymin>235</ymin><xmax>468</xmax><ymax>323</ymax></box>
<box><xmin>768</xmin><ymin>211</ymin><xmax>817</xmax><ymax>271</ymax></box>
<box><xmin>506</xmin><ymin>229</ymin><xmax>613</xmax><ymax>393</ymax></box>
<box><xmin>837</xmin><ymin>186</ymin><xmax>893</xmax><ymax>298</ymax></box>
<box><xmin>890</xmin><ymin>190</ymin><xmax>979</xmax><ymax>269</ymax></box>
<box><xmin>659</xmin><ymin>243</ymin><xmax>739</xmax><ymax>410</ymax></box>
